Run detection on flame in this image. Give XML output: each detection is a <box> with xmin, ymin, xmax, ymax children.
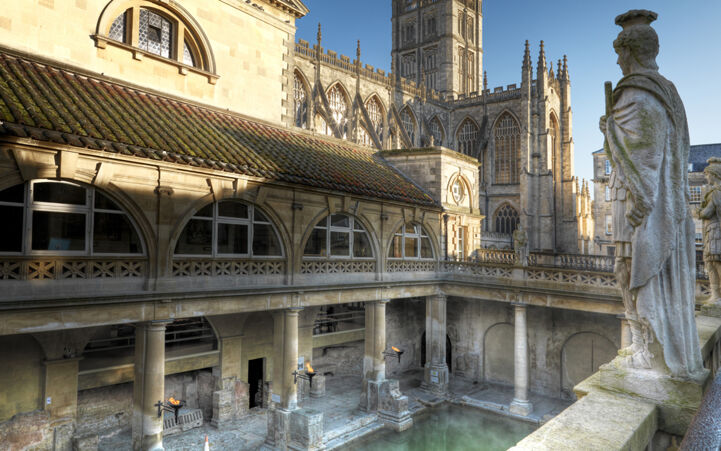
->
<box><xmin>392</xmin><ymin>346</ymin><xmax>401</xmax><ymax>353</ymax></box>
<box><xmin>306</xmin><ymin>363</ymin><xmax>315</xmax><ymax>373</ymax></box>
<box><xmin>168</xmin><ymin>397</ymin><xmax>181</xmax><ymax>406</ymax></box>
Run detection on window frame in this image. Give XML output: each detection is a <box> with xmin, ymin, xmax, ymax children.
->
<box><xmin>174</xmin><ymin>201</ymin><xmax>284</xmax><ymax>259</ymax></box>
<box><xmin>605</xmin><ymin>215</ymin><xmax>613</xmax><ymax>236</ymax></box>
<box><xmin>303</xmin><ymin>214</ymin><xmax>374</xmax><ymax>260</ymax></box>
<box><xmin>387</xmin><ymin>222</ymin><xmax>435</xmax><ymax>260</ymax></box>
<box><xmin>0</xmin><ymin>180</ymin><xmax>146</xmax><ymax>257</ymax></box>
<box><xmin>689</xmin><ymin>186</ymin><xmax>702</xmax><ymax>204</ymax></box>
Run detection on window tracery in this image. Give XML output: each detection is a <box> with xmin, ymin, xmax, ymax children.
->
<box><xmin>304</xmin><ymin>215</ymin><xmax>373</xmax><ymax>258</ymax></box>
<box><xmin>430</xmin><ymin>117</ymin><xmax>444</xmax><ymax>146</ymax></box>
<box><xmin>294</xmin><ymin>72</ymin><xmax>308</xmax><ymax>129</ymax></box>
<box><xmin>327</xmin><ymin>84</ymin><xmax>348</xmax><ymax>137</ymax></box>
<box><xmin>401</xmin><ymin>108</ymin><xmax>416</xmax><ymax>145</ymax></box>
<box><xmin>388</xmin><ymin>223</ymin><xmax>433</xmax><ymax>259</ymax></box>
<box><xmin>365</xmin><ymin>96</ymin><xmax>384</xmax><ymax>143</ymax></box>
<box><xmin>495</xmin><ymin>204</ymin><xmax>520</xmax><ymax>235</ymax></box>
<box><xmin>494</xmin><ymin>113</ymin><xmax>521</xmax><ymax>184</ymax></box>
<box><xmin>457</xmin><ymin>119</ymin><xmax>479</xmax><ymax>157</ymax></box>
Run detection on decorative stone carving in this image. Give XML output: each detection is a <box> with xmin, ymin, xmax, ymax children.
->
<box><xmin>512</xmin><ymin>225</ymin><xmax>529</xmax><ymax>267</ymax></box>
<box><xmin>600</xmin><ymin>10</ymin><xmax>704</xmax><ymax>379</ymax></box>
<box><xmin>699</xmin><ymin>158</ymin><xmax>721</xmax><ymax>314</ymax></box>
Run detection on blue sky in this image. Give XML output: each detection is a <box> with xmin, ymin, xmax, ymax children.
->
<box><xmin>296</xmin><ymin>1</ymin><xmax>721</xmax><ymax>189</ymax></box>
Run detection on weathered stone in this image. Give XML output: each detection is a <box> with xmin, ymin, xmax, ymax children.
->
<box><xmin>72</xmin><ymin>433</ymin><xmax>99</xmax><ymax>451</ymax></box>
<box><xmin>289</xmin><ymin>408</ymin><xmax>323</xmax><ymax>450</ymax></box>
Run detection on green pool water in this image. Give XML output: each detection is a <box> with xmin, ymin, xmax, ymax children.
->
<box><xmin>347</xmin><ymin>405</ymin><xmax>536</xmax><ymax>451</ymax></box>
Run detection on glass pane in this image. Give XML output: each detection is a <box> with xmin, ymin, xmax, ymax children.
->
<box><xmin>218</xmin><ymin>202</ymin><xmax>249</xmax><ymax>219</ymax></box>
<box><xmin>175</xmin><ymin>219</ymin><xmax>212</xmax><ymax>255</ymax></box>
<box><xmin>404</xmin><ymin>237</ymin><xmax>418</xmax><ymax>258</ymax></box>
<box><xmin>388</xmin><ymin>235</ymin><xmax>402</xmax><ymax>258</ymax></box>
<box><xmin>33</xmin><ymin>182</ymin><xmax>86</xmax><ymax>205</ymax></box>
<box><xmin>0</xmin><ymin>205</ymin><xmax>23</xmax><ymax>252</ymax></box>
<box><xmin>330</xmin><ymin>231</ymin><xmax>350</xmax><ymax>256</ymax></box>
<box><xmin>421</xmin><ymin>237</ymin><xmax>433</xmax><ymax>258</ymax></box>
<box><xmin>353</xmin><ymin>232</ymin><xmax>372</xmax><ymax>258</ymax></box>
<box><xmin>254</xmin><ymin>209</ymin><xmax>269</xmax><ymax>223</ymax></box>
<box><xmin>330</xmin><ymin>214</ymin><xmax>349</xmax><ymax>228</ymax></box>
<box><xmin>139</xmin><ymin>9</ymin><xmax>172</xmax><ymax>58</ymax></box>
<box><xmin>183</xmin><ymin>40</ymin><xmax>195</xmax><ymax>66</ymax></box>
<box><xmin>304</xmin><ymin>228</ymin><xmax>326</xmax><ymax>256</ymax></box>
<box><xmin>217</xmin><ymin>223</ymin><xmax>248</xmax><ymax>255</ymax></box>
<box><xmin>0</xmin><ymin>184</ymin><xmax>24</xmax><ymax>203</ymax></box>
<box><xmin>108</xmin><ymin>11</ymin><xmax>126</xmax><ymax>42</ymax></box>
<box><xmin>93</xmin><ymin>212</ymin><xmax>142</xmax><ymax>254</ymax></box>
<box><xmin>404</xmin><ymin>223</ymin><xmax>417</xmax><ymax>235</ymax></box>
<box><xmin>94</xmin><ymin>192</ymin><xmax>121</xmax><ymax>211</ymax></box>
<box><xmin>195</xmin><ymin>204</ymin><xmax>213</xmax><ymax>218</ymax></box>
<box><xmin>253</xmin><ymin>224</ymin><xmax>281</xmax><ymax>256</ymax></box>
<box><xmin>32</xmin><ymin>211</ymin><xmax>86</xmax><ymax>251</ymax></box>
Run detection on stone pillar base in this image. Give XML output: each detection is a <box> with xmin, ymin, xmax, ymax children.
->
<box><xmin>376</xmin><ymin>379</ymin><xmax>413</xmax><ymax>432</ymax></box>
<box><xmin>599</xmin><ymin>355</ymin><xmax>710</xmax><ymax>436</ymax></box>
<box><xmin>421</xmin><ymin>365</ymin><xmax>449</xmax><ymax>394</ymax></box>
<box><xmin>264</xmin><ymin>407</ymin><xmax>324</xmax><ymax>450</ymax></box>
<box><xmin>264</xmin><ymin>408</ymin><xmax>291</xmax><ymax>449</ymax></box>
<box><xmin>211</xmin><ymin>378</ymin><xmax>249</xmax><ymax>428</ymax></box>
<box><xmin>509</xmin><ymin>398</ymin><xmax>533</xmax><ymax>416</ymax></box>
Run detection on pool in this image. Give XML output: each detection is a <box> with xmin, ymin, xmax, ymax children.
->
<box><xmin>347</xmin><ymin>404</ymin><xmax>536</xmax><ymax>451</ymax></box>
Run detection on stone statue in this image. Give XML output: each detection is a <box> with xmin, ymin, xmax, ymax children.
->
<box><xmin>512</xmin><ymin>225</ymin><xmax>528</xmax><ymax>267</ymax></box>
<box><xmin>599</xmin><ymin>10</ymin><xmax>704</xmax><ymax>378</ymax></box>
<box><xmin>699</xmin><ymin>158</ymin><xmax>721</xmax><ymax>306</ymax></box>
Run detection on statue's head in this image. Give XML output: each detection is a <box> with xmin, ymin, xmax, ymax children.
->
<box><xmin>705</xmin><ymin>157</ymin><xmax>721</xmax><ymax>184</ymax></box>
<box><xmin>613</xmin><ymin>10</ymin><xmax>660</xmax><ymax>75</ymax></box>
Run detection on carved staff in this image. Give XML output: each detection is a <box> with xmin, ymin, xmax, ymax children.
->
<box><xmin>604</xmin><ymin>81</ymin><xmax>614</xmax><ymax>163</ymax></box>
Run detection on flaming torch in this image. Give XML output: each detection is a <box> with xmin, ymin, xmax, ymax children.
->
<box><xmin>155</xmin><ymin>396</ymin><xmax>185</xmax><ymax>422</ymax></box>
<box><xmin>305</xmin><ymin>362</ymin><xmax>316</xmax><ymax>388</ymax></box>
<box><xmin>382</xmin><ymin>346</ymin><xmax>404</xmax><ymax>364</ymax></box>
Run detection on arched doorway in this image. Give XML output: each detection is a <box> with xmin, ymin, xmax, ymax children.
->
<box><xmin>420</xmin><ymin>332</ymin><xmax>452</xmax><ymax>372</ymax></box>
<box><xmin>560</xmin><ymin>332</ymin><xmax>616</xmax><ymax>398</ymax></box>
<box><xmin>483</xmin><ymin>322</ymin><xmax>514</xmax><ymax>385</ymax></box>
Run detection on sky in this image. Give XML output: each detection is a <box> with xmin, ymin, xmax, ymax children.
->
<box><xmin>296</xmin><ymin>0</ymin><xmax>721</xmax><ymax>192</ymax></box>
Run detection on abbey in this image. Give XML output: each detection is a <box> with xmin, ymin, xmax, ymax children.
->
<box><xmin>0</xmin><ymin>1</ymin><xmax>704</xmax><ymax>451</ymax></box>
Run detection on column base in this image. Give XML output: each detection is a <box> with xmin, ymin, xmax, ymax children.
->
<box><xmin>509</xmin><ymin>398</ymin><xmax>533</xmax><ymax>416</ymax></box>
<box><xmin>265</xmin><ymin>407</ymin><xmax>292</xmax><ymax>449</ymax></box>
<box><xmin>375</xmin><ymin>379</ymin><xmax>413</xmax><ymax>432</ymax></box>
<box><xmin>599</xmin><ymin>355</ymin><xmax>710</xmax><ymax>436</ymax></box>
<box><xmin>421</xmin><ymin>365</ymin><xmax>449</xmax><ymax>394</ymax></box>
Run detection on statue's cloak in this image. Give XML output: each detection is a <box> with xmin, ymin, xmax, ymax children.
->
<box><xmin>606</xmin><ymin>70</ymin><xmax>703</xmax><ymax>378</ymax></box>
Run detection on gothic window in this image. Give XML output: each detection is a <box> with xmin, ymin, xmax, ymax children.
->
<box><xmin>304</xmin><ymin>215</ymin><xmax>373</xmax><ymax>258</ymax></box>
<box><xmin>494</xmin><ymin>204</ymin><xmax>519</xmax><ymax>235</ymax></box>
<box><xmin>457</xmin><ymin>119</ymin><xmax>479</xmax><ymax>157</ymax></box>
<box><xmin>467</xmin><ymin>17</ymin><xmax>474</xmax><ymax>43</ymax></box>
<box><xmin>175</xmin><ymin>201</ymin><xmax>282</xmax><ymax>257</ymax></box>
<box><xmin>388</xmin><ymin>223</ymin><xmax>434</xmax><ymax>259</ymax></box>
<box><xmin>458</xmin><ymin>47</ymin><xmax>465</xmax><ymax>90</ymax></box>
<box><xmin>402</xmin><ymin>53</ymin><xmax>417</xmax><ymax>79</ymax></box>
<box><xmin>467</xmin><ymin>52</ymin><xmax>474</xmax><ymax>92</ymax></box>
<box><xmin>327</xmin><ymin>84</ymin><xmax>348</xmax><ymax>137</ymax></box>
<box><xmin>493</xmin><ymin>113</ymin><xmax>521</xmax><ymax>184</ymax></box>
<box><xmin>424</xmin><ymin>14</ymin><xmax>437</xmax><ymax>37</ymax></box>
<box><xmin>430</xmin><ymin>117</ymin><xmax>444</xmax><ymax>146</ymax></box>
<box><xmin>102</xmin><ymin>3</ymin><xmax>212</xmax><ymax>72</ymax></box>
<box><xmin>605</xmin><ymin>186</ymin><xmax>611</xmax><ymax>202</ymax></box>
<box><xmin>365</xmin><ymin>96</ymin><xmax>384</xmax><ymax>142</ymax></box>
<box><xmin>316</xmin><ymin>115</ymin><xmax>331</xmax><ymax>136</ymax></box>
<box><xmin>401</xmin><ymin>108</ymin><xmax>416</xmax><ymax>145</ymax></box>
<box><xmin>0</xmin><ymin>181</ymin><xmax>144</xmax><ymax>255</ymax></box>
<box><xmin>403</xmin><ymin>20</ymin><xmax>416</xmax><ymax>44</ymax></box>
<box><xmin>458</xmin><ymin>14</ymin><xmax>465</xmax><ymax>39</ymax></box>
<box><xmin>423</xmin><ymin>48</ymin><xmax>437</xmax><ymax>90</ymax></box>
<box><xmin>359</xmin><ymin>126</ymin><xmax>373</xmax><ymax>148</ymax></box>
<box><xmin>294</xmin><ymin>72</ymin><xmax>308</xmax><ymax>129</ymax></box>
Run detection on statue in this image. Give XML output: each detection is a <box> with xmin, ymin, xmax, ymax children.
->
<box><xmin>512</xmin><ymin>225</ymin><xmax>528</xmax><ymax>267</ymax></box>
<box><xmin>699</xmin><ymin>158</ymin><xmax>721</xmax><ymax>306</ymax></box>
<box><xmin>599</xmin><ymin>10</ymin><xmax>704</xmax><ymax>379</ymax></box>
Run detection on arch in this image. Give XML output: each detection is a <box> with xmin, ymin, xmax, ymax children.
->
<box><xmin>419</xmin><ymin>331</ymin><xmax>453</xmax><ymax>371</ymax></box>
<box><xmin>400</xmin><ymin>106</ymin><xmax>417</xmax><ymax>146</ymax></box>
<box><xmin>483</xmin><ymin>322</ymin><xmax>514</xmax><ymax>385</ymax></box>
<box><xmin>493</xmin><ymin>111</ymin><xmax>521</xmax><ymax>184</ymax></box>
<box><xmin>363</xmin><ymin>93</ymin><xmax>387</xmax><ymax>115</ymax></box>
<box><xmin>429</xmin><ymin>115</ymin><xmax>445</xmax><ymax>146</ymax></box>
<box><xmin>293</xmin><ymin>70</ymin><xmax>310</xmax><ymax>129</ymax></box>
<box><xmin>326</xmin><ymin>82</ymin><xmax>351</xmax><ymax>138</ymax></box>
<box><xmin>0</xmin><ymin>335</ymin><xmax>44</xmax><ymax>420</ymax></box>
<box><xmin>364</xmin><ymin>94</ymin><xmax>386</xmax><ymax>143</ymax></box>
<box><xmin>493</xmin><ymin>203</ymin><xmax>520</xmax><ymax>234</ymax></box>
<box><xmin>560</xmin><ymin>332</ymin><xmax>616</xmax><ymax>398</ymax></box>
<box><xmin>386</xmin><ymin>220</ymin><xmax>436</xmax><ymax>260</ymax></box>
<box><xmin>455</xmin><ymin>116</ymin><xmax>480</xmax><ymax>158</ymax></box>
<box><xmin>301</xmin><ymin>211</ymin><xmax>377</xmax><ymax>259</ymax></box>
<box><xmin>446</xmin><ymin>173</ymin><xmax>471</xmax><ymax>207</ymax></box>
<box><xmin>96</xmin><ymin>0</ymin><xmax>216</xmax><ymax>72</ymax></box>
<box><xmin>549</xmin><ymin>111</ymin><xmax>560</xmax><ymax>172</ymax></box>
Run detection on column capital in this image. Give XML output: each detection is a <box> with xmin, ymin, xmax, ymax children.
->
<box><xmin>286</xmin><ymin>307</ymin><xmax>304</xmax><ymax>315</ymax></box>
<box><xmin>510</xmin><ymin>301</ymin><xmax>527</xmax><ymax>308</ymax></box>
<box><xmin>379</xmin><ymin>298</ymin><xmax>391</xmax><ymax>304</ymax></box>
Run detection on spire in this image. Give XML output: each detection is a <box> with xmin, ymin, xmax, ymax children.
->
<box><xmin>523</xmin><ymin>40</ymin><xmax>531</xmax><ymax>70</ymax></box>
<box><xmin>356</xmin><ymin>40</ymin><xmax>361</xmax><ymax>61</ymax></box>
<box><xmin>563</xmin><ymin>55</ymin><xmax>569</xmax><ymax>80</ymax></box>
<box><xmin>537</xmin><ymin>40</ymin><xmax>547</xmax><ymax>80</ymax></box>
<box><xmin>483</xmin><ymin>71</ymin><xmax>488</xmax><ymax>91</ymax></box>
<box><xmin>557</xmin><ymin>59</ymin><xmax>562</xmax><ymax>79</ymax></box>
<box><xmin>317</xmin><ymin>23</ymin><xmax>322</xmax><ymax>48</ymax></box>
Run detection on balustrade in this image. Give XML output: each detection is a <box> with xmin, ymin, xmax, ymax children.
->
<box><xmin>0</xmin><ymin>256</ymin><xmax>146</xmax><ymax>280</ymax></box>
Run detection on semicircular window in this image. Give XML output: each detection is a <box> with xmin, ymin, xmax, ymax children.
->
<box><xmin>0</xmin><ymin>181</ymin><xmax>143</xmax><ymax>255</ymax></box>
<box><xmin>388</xmin><ymin>223</ymin><xmax>434</xmax><ymax>260</ymax></box>
<box><xmin>175</xmin><ymin>201</ymin><xmax>283</xmax><ymax>257</ymax></box>
<box><xmin>304</xmin><ymin>214</ymin><xmax>373</xmax><ymax>258</ymax></box>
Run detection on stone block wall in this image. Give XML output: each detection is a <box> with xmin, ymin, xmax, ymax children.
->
<box><xmin>312</xmin><ymin>341</ymin><xmax>364</xmax><ymax>377</ymax></box>
<box><xmin>386</xmin><ymin>298</ymin><xmax>426</xmax><ymax>375</ymax></box>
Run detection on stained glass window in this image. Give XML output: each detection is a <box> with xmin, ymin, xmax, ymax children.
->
<box><xmin>108</xmin><ymin>11</ymin><xmax>126</xmax><ymax>43</ymax></box>
<box><xmin>457</xmin><ymin>119</ymin><xmax>479</xmax><ymax>157</ymax></box>
<box><xmin>494</xmin><ymin>113</ymin><xmax>521</xmax><ymax>184</ymax></box>
<box><xmin>328</xmin><ymin>84</ymin><xmax>347</xmax><ymax>135</ymax></box>
<box><xmin>138</xmin><ymin>8</ymin><xmax>172</xmax><ymax>59</ymax></box>
<box><xmin>294</xmin><ymin>72</ymin><xmax>308</xmax><ymax>128</ymax></box>
<box><xmin>495</xmin><ymin>204</ymin><xmax>519</xmax><ymax>234</ymax></box>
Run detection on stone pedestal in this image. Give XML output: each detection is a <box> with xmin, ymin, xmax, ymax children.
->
<box><xmin>265</xmin><ymin>407</ymin><xmax>291</xmax><ymax>449</ymax></box>
<box><xmin>373</xmin><ymin>379</ymin><xmax>413</xmax><ymax>432</ymax></box>
<box><xmin>509</xmin><ymin>303</ymin><xmax>533</xmax><ymax>417</ymax></box>
<box><xmin>422</xmin><ymin>294</ymin><xmax>449</xmax><ymax>394</ymax></box>
<box><xmin>599</xmin><ymin>355</ymin><xmax>710</xmax><ymax>436</ymax></box>
<box><xmin>619</xmin><ymin>315</ymin><xmax>632</xmax><ymax>349</ymax></box>
<box><xmin>290</xmin><ymin>408</ymin><xmax>324</xmax><ymax>450</ymax></box>
<box><xmin>211</xmin><ymin>378</ymin><xmax>249</xmax><ymax>428</ymax></box>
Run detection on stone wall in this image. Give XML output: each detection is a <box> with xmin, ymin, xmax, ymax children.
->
<box><xmin>312</xmin><ymin>341</ymin><xmax>364</xmax><ymax>377</ymax></box>
<box><xmin>386</xmin><ymin>298</ymin><xmax>426</xmax><ymax>376</ymax></box>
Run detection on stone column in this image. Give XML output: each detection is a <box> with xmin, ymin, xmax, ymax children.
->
<box><xmin>509</xmin><ymin>303</ymin><xmax>533</xmax><ymax>416</ymax></box>
<box><xmin>360</xmin><ymin>299</ymin><xmax>389</xmax><ymax>411</ymax></box>
<box><xmin>619</xmin><ymin>315</ymin><xmax>632</xmax><ymax>349</ymax></box>
<box><xmin>272</xmin><ymin>308</ymin><xmax>301</xmax><ymax>410</ymax></box>
<box><xmin>132</xmin><ymin>320</ymin><xmax>170</xmax><ymax>451</ymax></box>
<box><xmin>422</xmin><ymin>293</ymin><xmax>449</xmax><ymax>394</ymax></box>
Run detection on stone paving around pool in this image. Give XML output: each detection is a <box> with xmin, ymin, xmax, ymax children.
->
<box><xmin>121</xmin><ymin>371</ymin><xmax>573</xmax><ymax>450</ymax></box>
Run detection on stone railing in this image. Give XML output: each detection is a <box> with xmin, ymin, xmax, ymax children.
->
<box><xmin>441</xmin><ymin>261</ymin><xmax>513</xmax><ymax>279</ymax></box>
<box><xmin>0</xmin><ymin>257</ymin><xmax>147</xmax><ymax>280</ymax></box>
<box><xmin>386</xmin><ymin>260</ymin><xmax>437</xmax><ymax>273</ymax></box>
<box><xmin>472</xmin><ymin>248</ymin><xmax>517</xmax><ymax>265</ymax></box>
<box><xmin>300</xmin><ymin>259</ymin><xmax>376</xmax><ymax>274</ymax></box>
<box><xmin>171</xmin><ymin>259</ymin><xmax>285</xmax><ymax>277</ymax></box>
<box><xmin>526</xmin><ymin>268</ymin><xmax>618</xmax><ymax>289</ymax></box>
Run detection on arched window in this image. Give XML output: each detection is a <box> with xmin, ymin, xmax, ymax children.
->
<box><xmin>294</xmin><ymin>72</ymin><xmax>308</xmax><ymax>129</ymax></box>
<box><xmin>550</xmin><ymin>113</ymin><xmax>560</xmax><ymax>171</ymax></box>
<box><xmin>494</xmin><ymin>113</ymin><xmax>521</xmax><ymax>184</ymax></box>
<box><xmin>102</xmin><ymin>3</ymin><xmax>212</xmax><ymax>72</ymax></box>
<box><xmin>388</xmin><ymin>223</ymin><xmax>433</xmax><ymax>259</ymax></box>
<box><xmin>315</xmin><ymin>115</ymin><xmax>331</xmax><ymax>136</ymax></box>
<box><xmin>0</xmin><ymin>181</ymin><xmax>143</xmax><ymax>255</ymax></box>
<box><xmin>456</xmin><ymin>119</ymin><xmax>479</xmax><ymax>157</ymax></box>
<box><xmin>494</xmin><ymin>204</ymin><xmax>519</xmax><ymax>234</ymax></box>
<box><xmin>175</xmin><ymin>201</ymin><xmax>282</xmax><ymax>257</ymax></box>
<box><xmin>401</xmin><ymin>108</ymin><xmax>416</xmax><ymax>146</ymax></box>
<box><xmin>304</xmin><ymin>215</ymin><xmax>373</xmax><ymax>258</ymax></box>
<box><xmin>359</xmin><ymin>126</ymin><xmax>373</xmax><ymax>148</ymax></box>
<box><xmin>430</xmin><ymin>117</ymin><xmax>444</xmax><ymax>146</ymax></box>
<box><xmin>365</xmin><ymin>96</ymin><xmax>384</xmax><ymax>143</ymax></box>
<box><xmin>327</xmin><ymin>84</ymin><xmax>348</xmax><ymax>138</ymax></box>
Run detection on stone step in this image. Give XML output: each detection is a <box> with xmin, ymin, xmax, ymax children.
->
<box><xmin>323</xmin><ymin>418</ymin><xmax>385</xmax><ymax>450</ymax></box>
<box><xmin>323</xmin><ymin>414</ymin><xmax>381</xmax><ymax>445</ymax></box>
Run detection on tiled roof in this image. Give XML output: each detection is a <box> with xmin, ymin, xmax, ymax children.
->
<box><xmin>0</xmin><ymin>51</ymin><xmax>436</xmax><ymax>207</ymax></box>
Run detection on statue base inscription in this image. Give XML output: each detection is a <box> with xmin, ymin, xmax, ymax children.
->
<box><xmin>599</xmin><ymin>355</ymin><xmax>710</xmax><ymax>436</ymax></box>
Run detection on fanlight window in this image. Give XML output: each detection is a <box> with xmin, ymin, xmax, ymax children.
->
<box><xmin>494</xmin><ymin>113</ymin><xmax>521</xmax><ymax>184</ymax></box>
<box><xmin>294</xmin><ymin>72</ymin><xmax>308</xmax><ymax>129</ymax></box>
<box><xmin>401</xmin><ymin>108</ymin><xmax>416</xmax><ymax>145</ymax></box>
<box><xmin>457</xmin><ymin>119</ymin><xmax>479</xmax><ymax>157</ymax></box>
<box><xmin>0</xmin><ymin>181</ymin><xmax>143</xmax><ymax>255</ymax></box>
<box><xmin>304</xmin><ymin>215</ymin><xmax>373</xmax><ymax>258</ymax></box>
<box><xmin>106</xmin><ymin>6</ymin><xmax>206</xmax><ymax>70</ymax></box>
<box><xmin>175</xmin><ymin>201</ymin><xmax>282</xmax><ymax>257</ymax></box>
<box><xmin>388</xmin><ymin>223</ymin><xmax>433</xmax><ymax>259</ymax></box>
<box><xmin>495</xmin><ymin>204</ymin><xmax>520</xmax><ymax>234</ymax></box>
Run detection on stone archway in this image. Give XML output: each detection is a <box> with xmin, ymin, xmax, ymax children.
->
<box><xmin>483</xmin><ymin>322</ymin><xmax>514</xmax><ymax>385</ymax></box>
<box><xmin>560</xmin><ymin>332</ymin><xmax>616</xmax><ymax>398</ymax></box>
